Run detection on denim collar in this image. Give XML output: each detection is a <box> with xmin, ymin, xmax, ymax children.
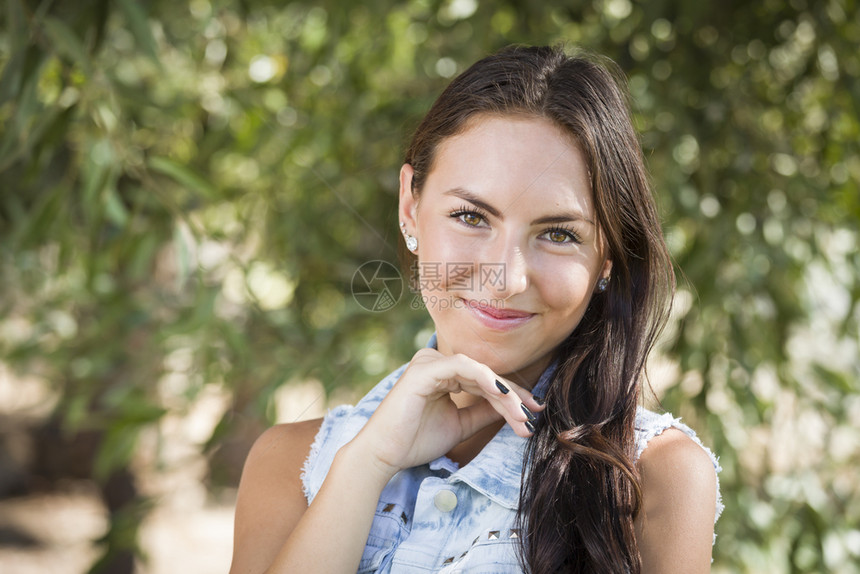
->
<box><xmin>426</xmin><ymin>333</ymin><xmax>557</xmax><ymax>509</ymax></box>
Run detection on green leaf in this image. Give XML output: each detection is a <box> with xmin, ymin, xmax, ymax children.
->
<box><xmin>93</xmin><ymin>424</ymin><xmax>138</xmax><ymax>480</ymax></box>
<box><xmin>42</xmin><ymin>16</ymin><xmax>91</xmax><ymax>71</ymax></box>
<box><xmin>104</xmin><ymin>187</ymin><xmax>130</xmax><ymax>227</ymax></box>
<box><xmin>0</xmin><ymin>98</ymin><xmax>65</xmax><ymax>172</ymax></box>
<box><xmin>0</xmin><ymin>0</ymin><xmax>28</xmax><ymax>104</ymax></box>
<box><xmin>148</xmin><ymin>156</ymin><xmax>217</xmax><ymax>199</ymax></box>
<box><xmin>0</xmin><ymin>119</ymin><xmax>22</xmax><ymax>171</ymax></box>
<box><xmin>118</xmin><ymin>401</ymin><xmax>167</xmax><ymax>425</ymax></box>
<box><xmin>812</xmin><ymin>363</ymin><xmax>857</xmax><ymax>394</ymax></box>
<box><xmin>63</xmin><ymin>392</ymin><xmax>94</xmax><ymax>434</ymax></box>
<box><xmin>116</xmin><ymin>0</ymin><xmax>161</xmax><ymax>66</ymax></box>
<box><xmin>13</xmin><ymin>184</ymin><xmax>65</xmax><ymax>248</ymax></box>
<box><xmin>0</xmin><ymin>56</ymin><xmax>47</xmax><ymax>171</ymax></box>
<box><xmin>127</xmin><ymin>231</ymin><xmax>159</xmax><ymax>281</ymax></box>
<box><xmin>4</xmin><ymin>0</ymin><xmax>27</xmax><ymax>48</ymax></box>
<box><xmin>173</xmin><ymin>221</ymin><xmax>193</xmax><ymax>288</ymax></box>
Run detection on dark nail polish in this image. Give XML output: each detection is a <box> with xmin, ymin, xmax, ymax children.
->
<box><xmin>495</xmin><ymin>380</ymin><xmax>510</xmax><ymax>394</ymax></box>
<box><xmin>525</xmin><ymin>420</ymin><xmax>536</xmax><ymax>434</ymax></box>
<box><xmin>532</xmin><ymin>394</ymin><xmax>545</xmax><ymax>406</ymax></box>
<box><xmin>521</xmin><ymin>404</ymin><xmax>536</xmax><ymax>421</ymax></box>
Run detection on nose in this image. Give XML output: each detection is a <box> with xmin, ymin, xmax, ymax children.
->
<box><xmin>483</xmin><ymin>239</ymin><xmax>529</xmax><ymax>300</ymax></box>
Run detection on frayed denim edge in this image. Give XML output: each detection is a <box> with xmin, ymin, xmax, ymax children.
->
<box><xmin>635</xmin><ymin>409</ymin><xmax>724</xmax><ymax>551</ymax></box>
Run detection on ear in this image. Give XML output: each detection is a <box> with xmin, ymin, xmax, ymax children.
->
<box><xmin>595</xmin><ymin>257</ymin><xmax>613</xmax><ymax>294</ymax></box>
<box><xmin>600</xmin><ymin>258</ymin><xmax>613</xmax><ymax>281</ymax></box>
<box><xmin>398</xmin><ymin>163</ymin><xmax>419</xmax><ymax>234</ymax></box>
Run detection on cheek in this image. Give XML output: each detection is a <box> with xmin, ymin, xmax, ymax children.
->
<box><xmin>538</xmin><ymin>264</ymin><xmax>596</xmax><ymax>316</ymax></box>
<box><xmin>418</xmin><ymin>234</ymin><xmax>485</xmax><ymax>291</ymax></box>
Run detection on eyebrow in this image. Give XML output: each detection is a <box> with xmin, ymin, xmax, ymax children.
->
<box><xmin>443</xmin><ymin>187</ymin><xmax>594</xmax><ymax>226</ymax></box>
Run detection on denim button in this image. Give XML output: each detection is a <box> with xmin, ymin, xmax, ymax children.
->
<box><xmin>434</xmin><ymin>489</ymin><xmax>458</xmax><ymax>512</ymax></box>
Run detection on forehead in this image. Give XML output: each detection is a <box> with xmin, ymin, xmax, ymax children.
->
<box><xmin>427</xmin><ymin>114</ymin><xmax>594</xmax><ymax>215</ymax></box>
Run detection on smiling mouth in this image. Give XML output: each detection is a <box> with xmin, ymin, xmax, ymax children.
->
<box><xmin>464</xmin><ymin>299</ymin><xmax>535</xmax><ymax>329</ymax></box>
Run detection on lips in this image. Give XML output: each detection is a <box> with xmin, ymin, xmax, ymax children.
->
<box><xmin>465</xmin><ymin>299</ymin><xmax>535</xmax><ymax>331</ymax></box>
<box><xmin>468</xmin><ymin>301</ymin><xmax>533</xmax><ymax>318</ymax></box>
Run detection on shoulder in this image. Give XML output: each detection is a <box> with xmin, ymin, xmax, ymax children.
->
<box><xmin>238</xmin><ymin>418</ymin><xmax>324</xmax><ymax>511</ymax></box>
<box><xmin>635</xmin><ymin>427</ymin><xmax>718</xmax><ymax>573</ymax></box>
<box><xmin>243</xmin><ymin>418</ymin><xmax>323</xmax><ymax>486</ymax></box>
<box><xmin>230</xmin><ymin>419</ymin><xmax>322</xmax><ymax>574</ymax></box>
<box><xmin>637</xmin><ymin>427</ymin><xmax>718</xmax><ymax>508</ymax></box>
<box><xmin>633</xmin><ymin>408</ymin><xmax>722</xmax><ymax>515</ymax></box>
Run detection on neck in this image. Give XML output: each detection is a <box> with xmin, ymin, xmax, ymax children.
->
<box><xmin>446</xmin><ymin>410</ymin><xmax>505</xmax><ymax>466</ymax></box>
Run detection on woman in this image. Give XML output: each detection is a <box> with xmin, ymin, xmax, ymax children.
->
<box><xmin>229</xmin><ymin>45</ymin><xmax>722</xmax><ymax>573</ymax></box>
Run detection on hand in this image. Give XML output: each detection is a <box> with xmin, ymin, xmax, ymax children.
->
<box><xmin>350</xmin><ymin>348</ymin><xmax>545</xmax><ymax>478</ymax></box>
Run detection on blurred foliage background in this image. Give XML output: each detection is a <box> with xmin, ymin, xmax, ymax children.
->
<box><xmin>0</xmin><ymin>0</ymin><xmax>858</xmax><ymax>572</ymax></box>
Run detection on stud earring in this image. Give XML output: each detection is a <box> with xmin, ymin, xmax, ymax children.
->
<box><xmin>400</xmin><ymin>221</ymin><xmax>418</xmax><ymax>253</ymax></box>
<box><xmin>596</xmin><ymin>276</ymin><xmax>610</xmax><ymax>293</ymax></box>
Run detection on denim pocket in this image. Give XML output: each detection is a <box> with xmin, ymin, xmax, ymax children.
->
<box><xmin>451</xmin><ymin>538</ymin><xmax>521</xmax><ymax>573</ymax></box>
<box><xmin>434</xmin><ymin>529</ymin><xmax>523</xmax><ymax>574</ymax></box>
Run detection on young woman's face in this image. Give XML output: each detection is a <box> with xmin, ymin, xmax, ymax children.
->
<box><xmin>399</xmin><ymin>115</ymin><xmax>612</xmax><ymax>388</ymax></box>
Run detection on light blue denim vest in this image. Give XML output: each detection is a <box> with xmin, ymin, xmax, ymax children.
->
<box><xmin>302</xmin><ymin>335</ymin><xmax>723</xmax><ymax>573</ymax></box>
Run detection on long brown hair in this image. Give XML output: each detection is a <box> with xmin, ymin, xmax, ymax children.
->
<box><xmin>402</xmin><ymin>45</ymin><xmax>674</xmax><ymax>573</ymax></box>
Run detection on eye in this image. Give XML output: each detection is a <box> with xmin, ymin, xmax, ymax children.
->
<box><xmin>460</xmin><ymin>212</ymin><xmax>483</xmax><ymax>226</ymax></box>
<box><xmin>542</xmin><ymin>226</ymin><xmax>582</xmax><ymax>244</ymax></box>
<box><xmin>449</xmin><ymin>205</ymin><xmax>489</xmax><ymax>228</ymax></box>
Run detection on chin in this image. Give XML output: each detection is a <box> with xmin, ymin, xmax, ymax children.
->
<box><xmin>453</xmin><ymin>339</ymin><xmax>534</xmax><ymax>378</ymax></box>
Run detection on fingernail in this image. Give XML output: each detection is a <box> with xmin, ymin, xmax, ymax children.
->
<box><xmin>495</xmin><ymin>380</ymin><xmax>510</xmax><ymax>394</ymax></box>
<box><xmin>532</xmin><ymin>394</ymin><xmax>545</xmax><ymax>406</ymax></box>
<box><xmin>521</xmin><ymin>404</ymin><xmax>536</xmax><ymax>421</ymax></box>
<box><xmin>525</xmin><ymin>420</ymin><xmax>536</xmax><ymax>434</ymax></box>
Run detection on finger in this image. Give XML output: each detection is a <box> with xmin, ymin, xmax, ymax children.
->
<box><xmin>456</xmin><ymin>400</ymin><xmax>504</xmax><ymax>439</ymax></box>
<box><xmin>479</xmin><ymin>378</ymin><xmax>537</xmax><ymax>429</ymax></box>
<box><xmin>435</xmin><ymin>355</ymin><xmax>544</xmax><ymax>429</ymax></box>
<box><xmin>497</xmin><ymin>377</ymin><xmax>546</xmax><ymax>414</ymax></box>
<box><xmin>446</xmin><ymin>375</ymin><xmax>537</xmax><ymax>438</ymax></box>
<box><xmin>465</xmin><ymin>369</ymin><xmax>546</xmax><ymax>432</ymax></box>
<box><xmin>411</xmin><ymin>347</ymin><xmax>444</xmax><ymax>362</ymax></box>
<box><xmin>460</xmin><ymin>395</ymin><xmax>536</xmax><ymax>439</ymax></box>
<box><xmin>409</xmin><ymin>352</ymin><xmax>542</xmax><ymax>435</ymax></box>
